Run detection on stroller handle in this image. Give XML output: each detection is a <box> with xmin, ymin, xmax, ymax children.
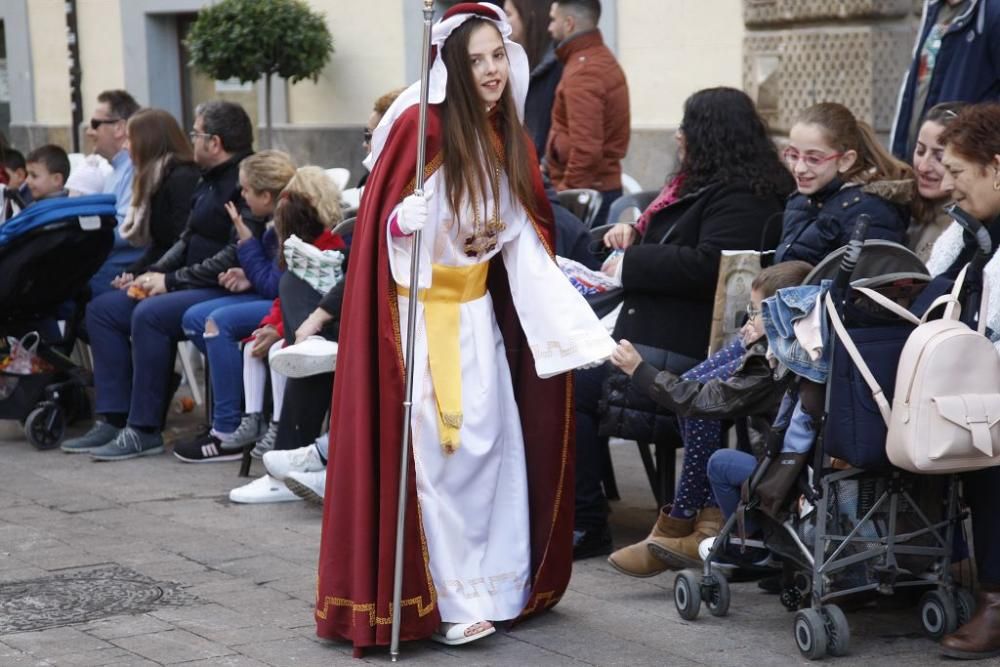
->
<box><xmin>946</xmin><ymin>203</ymin><xmax>992</xmax><ymax>256</ymax></box>
<box><xmin>832</xmin><ymin>214</ymin><xmax>871</xmax><ymax>294</ymax></box>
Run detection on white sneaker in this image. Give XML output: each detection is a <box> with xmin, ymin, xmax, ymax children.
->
<box><xmin>262</xmin><ymin>443</ymin><xmax>325</xmax><ymax>481</ymax></box>
<box><xmin>228</xmin><ymin>474</ymin><xmax>301</xmax><ymax>504</ymax></box>
<box><xmin>269</xmin><ymin>336</ymin><xmax>337</xmax><ymax>378</ymax></box>
<box><xmin>285</xmin><ymin>470</ymin><xmax>325</xmax><ymax>505</ymax></box>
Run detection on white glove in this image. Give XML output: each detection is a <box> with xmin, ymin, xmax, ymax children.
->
<box><xmin>396</xmin><ymin>192</ymin><xmax>430</xmax><ymax>235</ymax></box>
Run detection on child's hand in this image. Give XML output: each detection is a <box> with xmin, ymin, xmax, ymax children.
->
<box><xmin>225</xmin><ymin>201</ymin><xmax>253</xmax><ymax>241</ymax></box>
<box><xmin>610</xmin><ymin>339</ymin><xmax>642</xmax><ymax>376</ymax></box>
<box><xmin>250</xmin><ymin>325</ymin><xmax>281</xmax><ymax>358</ymax></box>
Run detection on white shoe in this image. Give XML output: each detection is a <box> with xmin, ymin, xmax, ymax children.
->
<box><xmin>228</xmin><ymin>474</ymin><xmax>301</xmax><ymax>504</ymax></box>
<box><xmin>285</xmin><ymin>470</ymin><xmax>325</xmax><ymax>504</ymax></box>
<box><xmin>269</xmin><ymin>336</ymin><xmax>337</xmax><ymax>378</ymax></box>
<box><xmin>262</xmin><ymin>443</ymin><xmax>325</xmax><ymax>481</ymax></box>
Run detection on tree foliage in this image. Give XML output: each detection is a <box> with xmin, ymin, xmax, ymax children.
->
<box><xmin>186</xmin><ymin>0</ymin><xmax>333</xmax><ymax>85</ymax></box>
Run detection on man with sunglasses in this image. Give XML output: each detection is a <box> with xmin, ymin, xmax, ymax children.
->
<box><xmin>85</xmin><ymin>89</ymin><xmax>141</xmax><ymax>297</ymax></box>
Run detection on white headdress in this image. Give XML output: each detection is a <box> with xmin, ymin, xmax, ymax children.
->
<box><xmin>363</xmin><ymin>2</ymin><xmax>529</xmax><ymax>171</ymax></box>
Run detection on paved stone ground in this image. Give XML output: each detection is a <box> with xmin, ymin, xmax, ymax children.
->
<box><xmin>0</xmin><ymin>413</ymin><xmax>964</xmax><ymax>666</ymax></box>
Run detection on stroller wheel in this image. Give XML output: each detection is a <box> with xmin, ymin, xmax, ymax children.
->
<box><xmin>704</xmin><ymin>572</ymin><xmax>730</xmax><ymax>617</ymax></box>
<box><xmin>955</xmin><ymin>588</ymin><xmax>977</xmax><ymax>627</ymax></box>
<box><xmin>919</xmin><ymin>590</ymin><xmax>958</xmax><ymax>639</ymax></box>
<box><xmin>673</xmin><ymin>570</ymin><xmax>702</xmax><ymax>621</ymax></box>
<box><xmin>793</xmin><ymin>608</ymin><xmax>828</xmax><ymax>660</ymax></box>
<box><xmin>24</xmin><ymin>402</ymin><xmax>65</xmax><ymax>450</ymax></box>
<box><xmin>821</xmin><ymin>604</ymin><xmax>850</xmax><ymax>656</ymax></box>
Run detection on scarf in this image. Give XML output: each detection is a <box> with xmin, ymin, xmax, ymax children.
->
<box><xmin>120</xmin><ymin>155</ymin><xmax>170</xmax><ymax>247</ymax></box>
<box><xmin>635</xmin><ymin>172</ymin><xmax>686</xmax><ymax>235</ymax></box>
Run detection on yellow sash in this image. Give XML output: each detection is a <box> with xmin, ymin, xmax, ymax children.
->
<box><xmin>397</xmin><ymin>262</ymin><xmax>489</xmax><ymax>454</ymax></box>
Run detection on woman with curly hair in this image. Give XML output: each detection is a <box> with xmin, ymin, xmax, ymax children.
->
<box><xmin>574</xmin><ymin>87</ymin><xmax>795</xmax><ymax>560</ymax></box>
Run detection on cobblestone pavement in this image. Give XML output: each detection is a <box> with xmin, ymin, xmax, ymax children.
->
<box><xmin>0</xmin><ymin>417</ymin><xmax>962</xmax><ymax>666</ymax></box>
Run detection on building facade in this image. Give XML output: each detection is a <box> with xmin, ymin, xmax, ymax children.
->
<box><xmin>0</xmin><ymin>0</ymin><xmax>919</xmax><ymax>188</ymax></box>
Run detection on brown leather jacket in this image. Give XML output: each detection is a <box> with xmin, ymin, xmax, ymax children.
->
<box><xmin>546</xmin><ymin>30</ymin><xmax>630</xmax><ymax>192</ymax></box>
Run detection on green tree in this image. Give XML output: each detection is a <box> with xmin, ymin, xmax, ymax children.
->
<box><xmin>186</xmin><ymin>0</ymin><xmax>333</xmax><ymax>147</ymax></box>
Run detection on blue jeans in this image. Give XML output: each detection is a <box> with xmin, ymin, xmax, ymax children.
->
<box><xmin>181</xmin><ymin>296</ymin><xmax>271</xmax><ymax>433</ymax></box>
<box><xmin>87</xmin><ymin>286</ymin><xmax>230</xmax><ymax>429</ymax></box>
<box><xmin>707</xmin><ymin>448</ymin><xmax>757</xmax><ymax>521</ymax></box>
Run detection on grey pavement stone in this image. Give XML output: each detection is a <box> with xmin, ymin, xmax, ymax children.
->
<box><xmin>1</xmin><ymin>627</ymin><xmax>113</xmax><ymax>657</ymax></box>
<box><xmin>43</xmin><ymin>646</ymin><xmax>139</xmax><ymax>667</ymax></box>
<box><xmin>79</xmin><ymin>614</ymin><xmax>174</xmax><ymax>640</ymax></box>
<box><xmin>111</xmin><ymin>628</ymin><xmax>235</xmax><ymax>664</ymax></box>
<box><xmin>236</xmin><ymin>637</ymin><xmax>355</xmax><ymax>666</ymax></box>
<box><xmin>175</xmin><ymin>656</ymin><xmax>272</xmax><ymax>667</ymax></box>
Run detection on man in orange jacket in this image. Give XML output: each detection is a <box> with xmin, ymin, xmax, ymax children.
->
<box><xmin>546</xmin><ymin>0</ymin><xmax>630</xmax><ymax>226</ymax></box>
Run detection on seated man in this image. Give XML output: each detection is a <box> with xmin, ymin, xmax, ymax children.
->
<box><xmin>25</xmin><ymin>145</ymin><xmax>71</xmax><ymax>203</ymax></box>
<box><xmin>607</xmin><ymin>260</ymin><xmax>812</xmax><ymax>575</ymax></box>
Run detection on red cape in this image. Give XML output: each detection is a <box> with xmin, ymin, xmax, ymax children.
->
<box><xmin>314</xmin><ymin>104</ymin><xmax>575</xmax><ymax>653</ymax></box>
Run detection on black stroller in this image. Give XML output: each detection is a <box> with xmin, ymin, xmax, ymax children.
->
<box><xmin>0</xmin><ymin>194</ymin><xmax>117</xmax><ymax>448</ymax></box>
<box><xmin>672</xmin><ymin>213</ymin><xmax>985</xmax><ymax>660</ymax></box>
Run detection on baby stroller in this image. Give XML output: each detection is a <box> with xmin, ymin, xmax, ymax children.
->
<box><xmin>0</xmin><ymin>194</ymin><xmax>117</xmax><ymax>448</ymax></box>
<box><xmin>672</xmin><ymin>215</ymin><xmax>980</xmax><ymax>660</ymax></box>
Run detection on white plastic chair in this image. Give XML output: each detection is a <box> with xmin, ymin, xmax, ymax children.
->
<box><xmin>621</xmin><ymin>173</ymin><xmax>642</xmax><ymax>195</ymax></box>
<box><xmin>325</xmin><ymin>168</ymin><xmax>351</xmax><ymax>191</ymax></box>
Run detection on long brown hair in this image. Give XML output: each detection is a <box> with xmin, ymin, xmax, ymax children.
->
<box><xmin>274</xmin><ymin>191</ymin><xmax>326</xmax><ymax>269</ymax></box>
<box><xmin>506</xmin><ymin>0</ymin><xmax>552</xmax><ymax>70</ymax></box>
<box><xmin>127</xmin><ymin>108</ymin><xmax>194</xmax><ymax>204</ymax></box>
<box><xmin>797</xmin><ymin>102</ymin><xmax>913</xmax><ymax>185</ymax></box>
<box><xmin>440</xmin><ymin>18</ymin><xmax>537</xmax><ymax>224</ymax></box>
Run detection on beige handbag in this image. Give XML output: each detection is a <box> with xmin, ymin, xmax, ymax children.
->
<box><xmin>828</xmin><ymin>265</ymin><xmax>1000</xmax><ymax>473</ymax></box>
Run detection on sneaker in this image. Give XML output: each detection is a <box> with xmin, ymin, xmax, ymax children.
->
<box><xmin>61</xmin><ymin>421</ymin><xmax>120</xmax><ymax>453</ymax></box>
<box><xmin>269</xmin><ymin>336</ymin><xmax>337</xmax><ymax>378</ymax></box>
<box><xmin>228</xmin><ymin>474</ymin><xmax>301</xmax><ymax>504</ymax></box>
<box><xmin>262</xmin><ymin>442</ymin><xmax>325</xmax><ymax>481</ymax></box>
<box><xmin>228</xmin><ymin>413</ymin><xmax>265</xmax><ymax>448</ymax></box>
<box><xmin>172</xmin><ymin>430</ymin><xmax>243</xmax><ymax>463</ymax></box>
<box><xmin>698</xmin><ymin>536</ymin><xmax>775</xmax><ymax>574</ymax></box>
<box><xmin>285</xmin><ymin>470</ymin><xmax>325</xmax><ymax>504</ymax></box>
<box><xmin>573</xmin><ymin>525</ymin><xmax>613</xmax><ymax>560</ymax></box>
<box><xmin>90</xmin><ymin>426</ymin><xmax>164</xmax><ymax>461</ymax></box>
<box><xmin>250</xmin><ymin>421</ymin><xmax>279</xmax><ymax>459</ymax></box>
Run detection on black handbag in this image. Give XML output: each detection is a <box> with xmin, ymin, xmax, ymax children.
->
<box><xmin>597</xmin><ymin>343</ymin><xmax>701</xmax><ymax>443</ymax></box>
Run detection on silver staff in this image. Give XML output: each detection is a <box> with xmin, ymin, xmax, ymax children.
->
<box><xmin>391</xmin><ymin>0</ymin><xmax>435</xmax><ymax>660</ymax></box>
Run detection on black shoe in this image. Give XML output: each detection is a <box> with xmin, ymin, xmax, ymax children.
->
<box><xmin>172</xmin><ymin>429</ymin><xmax>243</xmax><ymax>463</ymax></box>
<box><xmin>573</xmin><ymin>526</ymin><xmax>612</xmax><ymax>560</ymax></box>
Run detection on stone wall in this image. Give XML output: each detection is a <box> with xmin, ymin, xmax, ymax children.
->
<box><xmin>743</xmin><ymin>0</ymin><xmax>922</xmax><ymax>135</ymax></box>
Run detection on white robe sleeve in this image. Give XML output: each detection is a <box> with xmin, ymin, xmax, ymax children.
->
<box><xmin>501</xmin><ymin>221</ymin><xmax>616</xmax><ymax>378</ymax></box>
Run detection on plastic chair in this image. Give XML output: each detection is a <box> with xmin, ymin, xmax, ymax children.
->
<box><xmin>607</xmin><ymin>190</ymin><xmax>659</xmax><ymax>225</ymax></box>
<box><xmin>325</xmin><ymin>168</ymin><xmax>351</xmax><ymax>191</ymax></box>
<box><xmin>621</xmin><ymin>173</ymin><xmax>642</xmax><ymax>195</ymax></box>
<box><xmin>332</xmin><ymin>216</ymin><xmax>356</xmax><ymax>239</ymax></box>
<box><xmin>556</xmin><ymin>188</ymin><xmax>603</xmax><ymax>228</ymax></box>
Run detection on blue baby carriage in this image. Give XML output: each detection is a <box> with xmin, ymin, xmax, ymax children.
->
<box><xmin>0</xmin><ymin>194</ymin><xmax>117</xmax><ymax>447</ymax></box>
<box><xmin>672</xmin><ymin>214</ymin><xmax>981</xmax><ymax>660</ymax></box>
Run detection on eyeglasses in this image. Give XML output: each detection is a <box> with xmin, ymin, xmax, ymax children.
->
<box><xmin>782</xmin><ymin>148</ymin><xmax>844</xmax><ymax>169</ymax></box>
<box><xmin>188</xmin><ymin>131</ymin><xmax>214</xmax><ymax>142</ymax></box>
<box><xmin>746</xmin><ymin>303</ymin><xmax>761</xmax><ymax>322</ymax></box>
<box><xmin>363</xmin><ymin>129</ymin><xmax>373</xmax><ymax>143</ymax></box>
<box><xmin>90</xmin><ymin>117</ymin><xmax>122</xmax><ymax>130</ymax></box>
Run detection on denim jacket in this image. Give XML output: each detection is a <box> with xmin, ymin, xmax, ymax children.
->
<box><xmin>762</xmin><ymin>281</ymin><xmax>831</xmax><ymax>383</ymax></box>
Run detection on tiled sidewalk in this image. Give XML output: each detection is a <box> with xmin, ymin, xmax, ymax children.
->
<box><xmin>0</xmin><ymin>420</ymin><xmax>956</xmax><ymax>666</ymax></box>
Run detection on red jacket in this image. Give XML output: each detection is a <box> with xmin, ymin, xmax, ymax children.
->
<box><xmin>257</xmin><ymin>229</ymin><xmax>346</xmax><ymax>337</ymax></box>
<box><xmin>546</xmin><ymin>29</ymin><xmax>630</xmax><ymax>192</ymax></box>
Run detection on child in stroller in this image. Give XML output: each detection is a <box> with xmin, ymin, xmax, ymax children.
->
<box><xmin>0</xmin><ymin>193</ymin><xmax>118</xmax><ymax>447</ymax></box>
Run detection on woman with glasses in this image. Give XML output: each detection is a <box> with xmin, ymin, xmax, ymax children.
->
<box><xmin>774</xmin><ymin>102</ymin><xmax>912</xmax><ymax>265</ymax></box>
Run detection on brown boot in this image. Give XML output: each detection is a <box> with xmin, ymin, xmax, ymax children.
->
<box><xmin>606</xmin><ymin>508</ymin><xmax>694</xmax><ymax>577</ymax></box>
<box><xmin>647</xmin><ymin>507</ymin><xmax>723</xmax><ymax>570</ymax></box>
<box><xmin>941</xmin><ymin>588</ymin><xmax>1000</xmax><ymax>660</ymax></box>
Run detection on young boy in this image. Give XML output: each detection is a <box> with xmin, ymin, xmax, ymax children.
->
<box><xmin>3</xmin><ymin>148</ymin><xmax>32</xmax><ymax>204</ymax></box>
<box><xmin>25</xmin><ymin>145</ymin><xmax>71</xmax><ymax>202</ymax></box>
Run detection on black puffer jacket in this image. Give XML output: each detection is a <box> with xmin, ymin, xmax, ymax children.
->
<box><xmin>614</xmin><ymin>180</ymin><xmax>786</xmax><ymax>362</ymax></box>
<box><xmin>524</xmin><ymin>46</ymin><xmax>562</xmax><ymax>160</ymax></box>
<box><xmin>151</xmin><ymin>152</ymin><xmax>263</xmax><ymax>291</ymax></box>
<box><xmin>774</xmin><ymin>178</ymin><xmax>910</xmax><ymax>265</ymax></box>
